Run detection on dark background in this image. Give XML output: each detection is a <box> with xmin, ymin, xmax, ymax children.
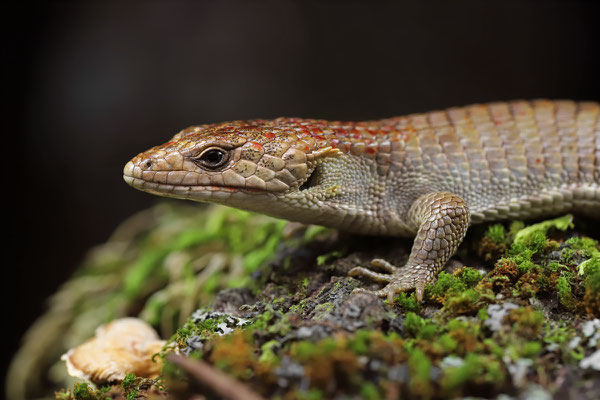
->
<box><xmin>5</xmin><ymin>0</ymin><xmax>600</xmax><ymax>390</ymax></box>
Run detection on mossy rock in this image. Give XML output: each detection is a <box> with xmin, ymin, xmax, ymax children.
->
<box><xmin>7</xmin><ymin>202</ymin><xmax>600</xmax><ymax>399</ymax></box>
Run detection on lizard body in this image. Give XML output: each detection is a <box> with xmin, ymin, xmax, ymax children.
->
<box><xmin>124</xmin><ymin>100</ymin><xmax>600</xmax><ymax>301</ymax></box>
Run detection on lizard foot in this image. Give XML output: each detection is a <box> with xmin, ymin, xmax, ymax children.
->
<box><xmin>348</xmin><ymin>258</ymin><xmax>427</xmax><ymax>303</ymax></box>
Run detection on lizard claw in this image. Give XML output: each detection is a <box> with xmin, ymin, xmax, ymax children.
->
<box><xmin>349</xmin><ymin>259</ymin><xmax>427</xmax><ymax>303</ymax></box>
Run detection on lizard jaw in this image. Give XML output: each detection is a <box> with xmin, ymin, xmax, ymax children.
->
<box><xmin>123</xmin><ymin>170</ymin><xmax>263</xmax><ymax>204</ymax></box>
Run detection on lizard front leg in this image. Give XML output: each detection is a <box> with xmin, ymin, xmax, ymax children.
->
<box><xmin>349</xmin><ymin>192</ymin><xmax>471</xmax><ymax>303</ymax></box>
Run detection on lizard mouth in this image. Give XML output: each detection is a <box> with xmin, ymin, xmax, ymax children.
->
<box><xmin>123</xmin><ymin>175</ymin><xmax>263</xmax><ymax>195</ymax></box>
<box><xmin>122</xmin><ymin>160</ymin><xmax>260</xmax><ymax>195</ymax></box>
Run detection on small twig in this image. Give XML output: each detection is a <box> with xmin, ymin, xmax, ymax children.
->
<box><xmin>166</xmin><ymin>354</ymin><xmax>265</xmax><ymax>400</ymax></box>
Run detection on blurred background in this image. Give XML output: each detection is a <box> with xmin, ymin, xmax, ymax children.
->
<box><xmin>5</xmin><ymin>0</ymin><xmax>600</xmax><ymax>391</ymax></box>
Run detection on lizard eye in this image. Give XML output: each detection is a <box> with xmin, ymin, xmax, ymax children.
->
<box><xmin>194</xmin><ymin>147</ymin><xmax>230</xmax><ymax>169</ymax></box>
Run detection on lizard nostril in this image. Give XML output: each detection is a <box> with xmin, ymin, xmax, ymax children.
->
<box><xmin>141</xmin><ymin>159</ymin><xmax>153</xmax><ymax>170</ymax></box>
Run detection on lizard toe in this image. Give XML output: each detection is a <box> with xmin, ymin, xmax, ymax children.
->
<box><xmin>369</xmin><ymin>258</ymin><xmax>400</xmax><ymax>273</ymax></box>
<box><xmin>348</xmin><ymin>266</ymin><xmax>393</xmax><ymax>283</ymax></box>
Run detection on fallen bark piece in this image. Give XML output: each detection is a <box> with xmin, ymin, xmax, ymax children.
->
<box><xmin>167</xmin><ymin>354</ymin><xmax>265</xmax><ymax>400</ymax></box>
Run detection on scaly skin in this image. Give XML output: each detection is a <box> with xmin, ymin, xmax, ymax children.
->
<box><xmin>123</xmin><ymin>100</ymin><xmax>600</xmax><ymax>302</ymax></box>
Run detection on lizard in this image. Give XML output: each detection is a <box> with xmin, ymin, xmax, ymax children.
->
<box><xmin>123</xmin><ymin>100</ymin><xmax>600</xmax><ymax>302</ymax></box>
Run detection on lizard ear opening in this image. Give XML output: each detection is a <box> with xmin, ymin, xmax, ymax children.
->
<box><xmin>299</xmin><ymin>167</ymin><xmax>319</xmax><ymax>191</ymax></box>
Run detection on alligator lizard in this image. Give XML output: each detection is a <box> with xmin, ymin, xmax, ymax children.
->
<box><xmin>123</xmin><ymin>100</ymin><xmax>600</xmax><ymax>302</ymax></box>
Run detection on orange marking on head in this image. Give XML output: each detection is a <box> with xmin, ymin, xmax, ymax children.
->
<box><xmin>250</xmin><ymin>142</ymin><xmax>263</xmax><ymax>150</ymax></box>
<box><xmin>264</xmin><ymin>132</ymin><xmax>276</xmax><ymax>140</ymax></box>
<box><xmin>365</xmin><ymin>146</ymin><xmax>377</xmax><ymax>155</ymax></box>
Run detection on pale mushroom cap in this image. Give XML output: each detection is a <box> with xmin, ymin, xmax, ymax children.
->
<box><xmin>61</xmin><ymin>318</ymin><xmax>166</xmax><ymax>383</ymax></box>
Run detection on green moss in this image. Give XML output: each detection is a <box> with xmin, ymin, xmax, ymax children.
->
<box><xmin>519</xmin><ymin>341</ymin><xmax>543</xmax><ymax>358</ymax></box>
<box><xmin>303</xmin><ymin>225</ymin><xmax>332</xmax><ymax>242</ymax></box>
<box><xmin>311</xmin><ymin>302</ymin><xmax>335</xmax><ymax>320</ymax></box>
<box><xmin>407</xmin><ymin>348</ymin><xmax>432</xmax><ymax>397</ymax></box>
<box><xmin>316</xmin><ymin>250</ymin><xmax>345</xmax><ymax>267</ymax></box>
<box><xmin>72</xmin><ymin>383</ymin><xmax>96</xmax><ymax>400</ymax></box>
<box><xmin>580</xmin><ymin>256</ymin><xmax>600</xmax><ymax>276</ymax></box>
<box><xmin>486</xmin><ymin>224</ymin><xmax>506</xmax><ymax>244</ymax></box>
<box><xmin>55</xmin><ymin>383</ymin><xmax>112</xmax><ymax>400</ymax></box>
<box><xmin>426</xmin><ymin>267</ymin><xmax>482</xmax><ymax>307</ymax></box>
<box><xmin>442</xmin><ymin>354</ymin><xmax>505</xmax><ymax>394</ymax></box>
<box><xmin>360</xmin><ymin>382</ymin><xmax>381</xmax><ymax>400</ymax></box>
<box><xmin>441</xmin><ymin>354</ymin><xmax>481</xmax><ymax>392</ymax></box>
<box><xmin>393</xmin><ymin>292</ymin><xmax>422</xmax><ymax>312</ymax></box>
<box><xmin>404</xmin><ymin>312</ymin><xmax>438</xmax><ymax>339</ymax></box>
<box><xmin>426</xmin><ymin>271</ymin><xmax>465</xmax><ymax>300</ymax></box>
<box><xmin>291</xmin><ymin>340</ymin><xmax>321</xmax><ymax>360</ymax></box>
<box><xmin>477</xmin><ymin>308</ymin><xmax>489</xmax><ymax>322</ymax></box>
<box><xmin>209</xmin><ymin>331</ymin><xmax>258</xmax><ymax>378</ymax></box>
<box><xmin>583</xmin><ymin>258</ymin><xmax>600</xmax><ymax>316</ymax></box>
<box><xmin>438</xmin><ymin>333</ymin><xmax>458</xmax><ymax>352</ymax></box>
<box><xmin>513</xmin><ymin>214</ymin><xmax>573</xmax><ymax>244</ymax></box>
<box><xmin>301</xmin><ymin>277</ymin><xmax>310</xmax><ymax>289</ymax></box>
<box><xmin>348</xmin><ymin>330</ymin><xmax>372</xmax><ymax>355</ymax></box>
<box><xmin>297</xmin><ymin>388</ymin><xmax>325</xmax><ymax>400</ymax></box>
<box><xmin>565</xmin><ymin>236</ymin><xmax>600</xmax><ymax>257</ymax></box>
<box><xmin>125</xmin><ymin>389</ymin><xmax>139</xmax><ymax>400</ymax></box>
<box><xmin>509</xmin><ymin>231</ymin><xmax>546</xmax><ymax>273</ymax></box>
<box><xmin>508</xmin><ymin>221</ymin><xmax>526</xmax><ymax>237</ymax></box>
<box><xmin>556</xmin><ymin>276</ymin><xmax>575</xmax><ymax>310</ymax></box>
<box><xmin>121</xmin><ymin>373</ymin><xmax>137</xmax><ymax>391</ymax></box>
<box><xmin>441</xmin><ymin>288</ymin><xmax>480</xmax><ymax>316</ymax></box>
<box><xmin>546</xmin><ymin>261</ymin><xmax>564</xmax><ymax>272</ymax></box>
<box><xmin>456</xmin><ymin>267</ymin><xmax>483</xmax><ymax>287</ymax></box>
<box><xmin>507</xmin><ymin>307</ymin><xmax>544</xmax><ymax>339</ymax></box>
<box><xmin>249</xmin><ymin>306</ymin><xmax>291</xmax><ymax>336</ymax></box>
<box><xmin>258</xmin><ymin>340</ymin><xmax>280</xmax><ymax>366</ymax></box>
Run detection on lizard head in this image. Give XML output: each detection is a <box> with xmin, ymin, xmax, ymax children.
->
<box><xmin>123</xmin><ymin>119</ymin><xmax>347</xmax><ymax>220</ymax></box>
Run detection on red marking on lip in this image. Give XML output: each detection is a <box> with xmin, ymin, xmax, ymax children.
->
<box><xmin>264</xmin><ymin>132</ymin><xmax>276</xmax><ymax>140</ymax></box>
<box><xmin>365</xmin><ymin>146</ymin><xmax>377</xmax><ymax>155</ymax></box>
